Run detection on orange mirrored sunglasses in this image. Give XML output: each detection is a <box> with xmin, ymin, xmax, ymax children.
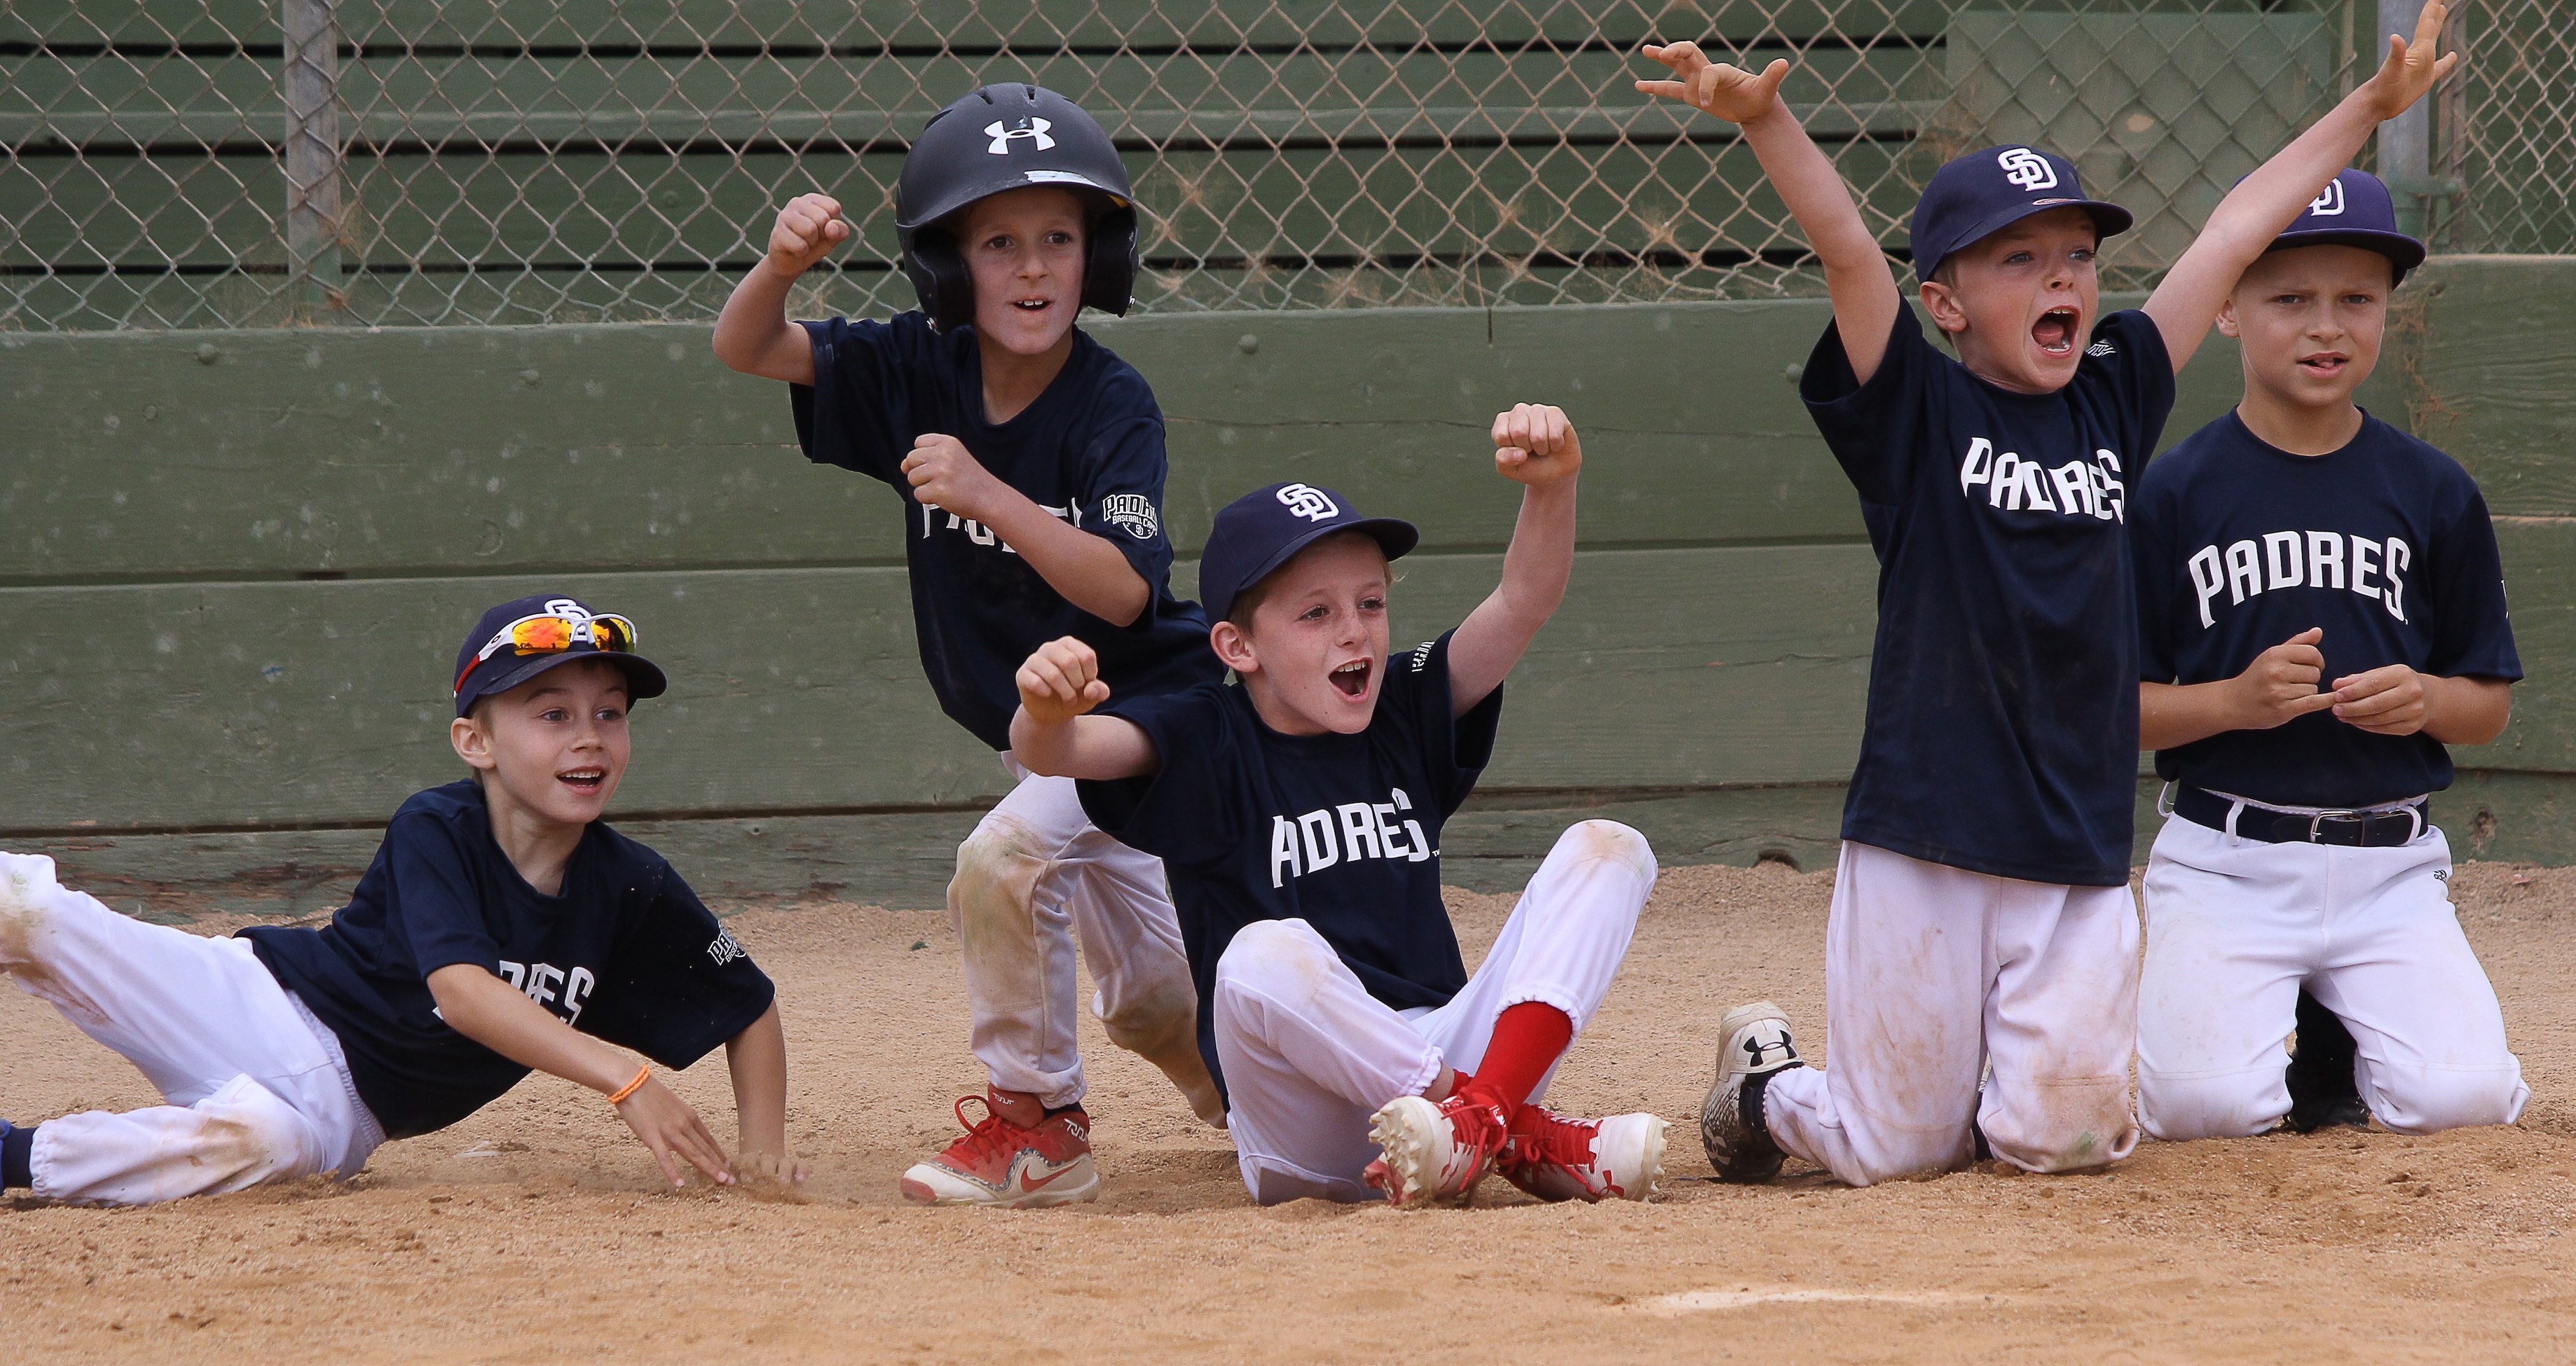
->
<box><xmin>453</xmin><ymin>612</ymin><xmax>639</xmax><ymax>694</ymax></box>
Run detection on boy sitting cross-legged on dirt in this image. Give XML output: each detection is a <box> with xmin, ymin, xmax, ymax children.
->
<box><xmin>1637</xmin><ymin>3</ymin><xmax>2459</xmax><ymax>1186</ymax></box>
<box><xmin>0</xmin><ymin>595</ymin><xmax>800</xmax><ymax>1204</ymax></box>
<box><xmin>1010</xmin><ymin>406</ymin><xmax>1669</xmax><ymax>1207</ymax></box>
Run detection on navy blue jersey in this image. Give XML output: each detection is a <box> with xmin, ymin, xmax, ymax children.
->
<box><xmin>242</xmin><ymin>782</ymin><xmax>776</xmax><ymax>1139</ymax></box>
<box><xmin>1800</xmin><ymin>305</ymin><xmax>2176</xmax><ymax>887</ymax></box>
<box><xmin>2132</xmin><ymin>410</ymin><xmax>2521</xmax><ymax>807</ymax></box>
<box><xmin>1076</xmin><ymin>630</ymin><xmax>1503</xmax><ymax>1096</ymax></box>
<box><xmin>791</xmin><ymin>312</ymin><xmax>1221</xmax><ymax>750</ymax></box>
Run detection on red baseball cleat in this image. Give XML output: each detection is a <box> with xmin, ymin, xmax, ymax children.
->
<box><xmin>1497</xmin><ymin>1107</ymin><xmax>1669</xmax><ymax>1203</ymax></box>
<box><xmin>1363</xmin><ymin>1093</ymin><xmax>1510</xmax><ymax>1207</ymax></box>
<box><xmin>899</xmin><ymin>1091</ymin><xmax>1100</xmax><ymax>1208</ymax></box>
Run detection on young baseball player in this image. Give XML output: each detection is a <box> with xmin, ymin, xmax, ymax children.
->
<box><xmin>1010</xmin><ymin>406</ymin><xmax>1668</xmax><ymax>1208</ymax></box>
<box><xmin>2131</xmin><ymin>167</ymin><xmax>2527</xmax><ymax>1142</ymax></box>
<box><xmin>711</xmin><ymin>83</ymin><xmax>1223</xmax><ymax>1207</ymax></box>
<box><xmin>0</xmin><ymin>595</ymin><xmax>799</xmax><ymax>1205</ymax></box>
<box><xmin>1635</xmin><ymin>4</ymin><xmax>2460</xmax><ymax>1186</ymax></box>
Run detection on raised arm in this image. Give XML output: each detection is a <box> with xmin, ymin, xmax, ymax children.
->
<box><xmin>711</xmin><ymin>192</ymin><xmax>849</xmax><ymax>385</ymax></box>
<box><xmin>1638</xmin><ymin>47</ymin><xmax>1902</xmax><ymax>380</ymax></box>
<box><xmin>426</xmin><ymin>963</ymin><xmax>737</xmax><ymax>1188</ymax></box>
<box><xmin>1008</xmin><ymin>637</ymin><xmax>1162</xmax><ymax>780</ymax></box>
<box><xmin>1448</xmin><ymin>404</ymin><xmax>1581</xmax><ymax>712</ymax></box>
<box><xmin>2143</xmin><ymin>2</ymin><xmax>2456</xmax><ymax>371</ymax></box>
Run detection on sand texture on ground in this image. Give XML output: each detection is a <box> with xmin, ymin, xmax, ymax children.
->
<box><xmin>4</xmin><ymin>860</ymin><xmax>2575</xmax><ymax>1364</ymax></box>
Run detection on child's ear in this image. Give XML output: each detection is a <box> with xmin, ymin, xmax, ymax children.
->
<box><xmin>450</xmin><ymin>714</ymin><xmax>499</xmax><ymax>772</ymax></box>
<box><xmin>2213</xmin><ymin>292</ymin><xmax>2243</xmax><ymax>340</ymax></box>
<box><xmin>1210</xmin><ymin>620</ymin><xmax>1259</xmax><ymax>675</ymax></box>
<box><xmin>1918</xmin><ymin>279</ymin><xmax>1968</xmax><ymax>336</ymax></box>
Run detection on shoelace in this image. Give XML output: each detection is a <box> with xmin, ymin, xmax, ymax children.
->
<box><xmin>1505</xmin><ymin>1110</ymin><xmax>1598</xmax><ymax>1173</ymax></box>
<box><xmin>944</xmin><ymin>1094</ymin><xmax>1035</xmax><ymax>1164</ymax></box>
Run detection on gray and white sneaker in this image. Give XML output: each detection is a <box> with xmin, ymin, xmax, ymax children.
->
<box><xmin>1699</xmin><ymin>1000</ymin><xmax>1805</xmax><ymax>1183</ymax></box>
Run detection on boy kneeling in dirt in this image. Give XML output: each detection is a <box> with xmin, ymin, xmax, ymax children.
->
<box><xmin>1</xmin><ymin>595</ymin><xmax>802</xmax><ymax>1203</ymax></box>
<box><xmin>1010</xmin><ymin>406</ymin><xmax>1668</xmax><ymax>1206</ymax></box>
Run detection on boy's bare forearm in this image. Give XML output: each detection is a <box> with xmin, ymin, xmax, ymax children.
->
<box><xmin>2139</xmin><ymin>679</ymin><xmax>2242</xmax><ymax>752</ymax></box>
<box><xmin>426</xmin><ymin>964</ymin><xmax>635</xmax><ymax>1094</ymax></box>
<box><xmin>979</xmin><ymin>497</ymin><xmax>1152</xmax><ymax>626</ymax></box>
<box><xmin>2422</xmin><ymin>675</ymin><xmax>2512</xmax><ymax>745</ymax></box>
<box><xmin>1738</xmin><ymin>104</ymin><xmax>1902</xmax><ymax>378</ymax></box>
<box><xmin>725</xmin><ymin>1003</ymin><xmax>791</xmax><ymax>1158</ymax></box>
<box><xmin>1450</xmin><ymin>478</ymin><xmax>1576</xmax><ymax>711</ymax></box>
<box><xmin>712</xmin><ymin>258</ymin><xmax>816</xmax><ymax>385</ymax></box>
<box><xmin>1010</xmin><ymin>711</ymin><xmax>1159</xmax><ymax>781</ymax></box>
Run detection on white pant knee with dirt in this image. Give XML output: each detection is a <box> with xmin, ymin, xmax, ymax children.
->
<box><xmin>1764</xmin><ymin>841</ymin><xmax>2141</xmax><ymax>1186</ymax></box>
<box><xmin>2137</xmin><ymin>815</ymin><xmax>2526</xmax><ymax>1140</ymax></box>
<box><xmin>0</xmin><ymin>853</ymin><xmax>384</xmax><ymax>1206</ymax></box>
<box><xmin>1211</xmin><ymin>820</ymin><xmax>1657</xmax><ymax>1204</ymax></box>
<box><xmin>952</xmin><ymin>759</ymin><xmax>1203</xmax><ymax>1110</ymax></box>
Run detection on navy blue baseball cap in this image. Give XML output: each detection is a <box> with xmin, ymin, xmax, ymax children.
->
<box><xmin>1910</xmin><ymin>145</ymin><xmax>2133</xmax><ymax>284</ymax></box>
<box><xmin>452</xmin><ymin>593</ymin><xmax>669</xmax><ymax>717</ymax></box>
<box><xmin>2260</xmin><ymin>168</ymin><xmax>2425</xmax><ymax>284</ymax></box>
<box><xmin>1200</xmin><ymin>482</ymin><xmax>1420</xmax><ymax>623</ymax></box>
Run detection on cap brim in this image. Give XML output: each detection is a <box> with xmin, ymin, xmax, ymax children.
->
<box><xmin>1215</xmin><ymin>516</ymin><xmax>1420</xmax><ymax>620</ymax></box>
<box><xmin>1919</xmin><ymin>198</ymin><xmax>2134</xmax><ymax>280</ymax></box>
<box><xmin>2264</xmin><ymin>228</ymin><xmax>2426</xmax><ymax>277</ymax></box>
<box><xmin>455</xmin><ymin>648</ymin><xmax>669</xmax><ymax>717</ymax></box>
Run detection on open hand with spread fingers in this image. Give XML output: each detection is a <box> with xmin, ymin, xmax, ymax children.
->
<box><xmin>1018</xmin><ymin>636</ymin><xmax>1111</xmax><ymax>727</ymax></box>
<box><xmin>1492</xmin><ymin>403</ymin><xmax>1582</xmax><ymax>486</ymax></box>
<box><xmin>1634</xmin><ymin>43</ymin><xmax>1790</xmax><ymax>126</ymax></box>
<box><xmin>768</xmin><ymin>192</ymin><xmax>851</xmax><ymax>277</ymax></box>
<box><xmin>2364</xmin><ymin>1</ymin><xmax>2459</xmax><ymax>123</ymax></box>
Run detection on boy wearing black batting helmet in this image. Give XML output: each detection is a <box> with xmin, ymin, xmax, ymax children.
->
<box><xmin>1636</xmin><ymin>3</ymin><xmax>2460</xmax><ymax>1187</ymax></box>
<box><xmin>2130</xmin><ymin>167</ymin><xmax>2526</xmax><ymax>1143</ymax></box>
<box><xmin>713</xmin><ymin>85</ymin><xmax>1224</xmax><ymax>1207</ymax></box>
<box><xmin>0</xmin><ymin>595</ymin><xmax>799</xmax><ymax>1203</ymax></box>
<box><xmin>1010</xmin><ymin>407</ymin><xmax>1670</xmax><ymax>1208</ymax></box>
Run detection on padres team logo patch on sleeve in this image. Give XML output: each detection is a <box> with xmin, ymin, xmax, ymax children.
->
<box><xmin>1100</xmin><ymin>493</ymin><xmax>1160</xmax><ymax>540</ymax></box>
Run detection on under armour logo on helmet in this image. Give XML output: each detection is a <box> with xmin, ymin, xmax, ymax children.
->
<box><xmin>984</xmin><ymin>117</ymin><xmax>1055</xmax><ymax>155</ymax></box>
<box><xmin>2308</xmin><ymin>180</ymin><xmax>2347</xmax><ymax>216</ymax></box>
<box><xmin>1997</xmin><ymin>147</ymin><xmax>2059</xmax><ymax>192</ymax></box>
<box><xmin>1275</xmin><ymin>483</ymin><xmax>1340</xmax><ymax>521</ymax></box>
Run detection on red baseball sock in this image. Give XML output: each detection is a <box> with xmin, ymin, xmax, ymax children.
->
<box><xmin>1454</xmin><ymin>1002</ymin><xmax>1573</xmax><ymax>1125</ymax></box>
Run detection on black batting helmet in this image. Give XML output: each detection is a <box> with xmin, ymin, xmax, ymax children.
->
<box><xmin>895</xmin><ymin>85</ymin><xmax>1138</xmax><ymax>332</ymax></box>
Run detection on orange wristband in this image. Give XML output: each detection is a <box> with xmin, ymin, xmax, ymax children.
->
<box><xmin>607</xmin><ymin>1063</ymin><xmax>650</xmax><ymax>1106</ymax></box>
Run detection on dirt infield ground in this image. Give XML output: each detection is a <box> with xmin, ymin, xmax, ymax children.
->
<box><xmin>5</xmin><ymin>859</ymin><xmax>2575</xmax><ymax>1365</ymax></box>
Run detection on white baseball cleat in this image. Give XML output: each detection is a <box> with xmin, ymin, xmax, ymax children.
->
<box><xmin>1700</xmin><ymin>1000</ymin><xmax>1804</xmax><ymax>1183</ymax></box>
<box><xmin>1498</xmin><ymin>1107</ymin><xmax>1669</xmax><ymax>1203</ymax></box>
<box><xmin>1364</xmin><ymin>1093</ymin><xmax>1510</xmax><ymax>1208</ymax></box>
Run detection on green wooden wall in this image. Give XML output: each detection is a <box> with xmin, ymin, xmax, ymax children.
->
<box><xmin>6</xmin><ymin>258</ymin><xmax>2572</xmax><ymax>914</ymax></box>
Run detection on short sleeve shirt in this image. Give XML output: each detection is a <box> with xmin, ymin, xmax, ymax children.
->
<box><xmin>241</xmin><ymin>782</ymin><xmax>777</xmax><ymax>1138</ymax></box>
<box><xmin>2132</xmin><ymin>410</ymin><xmax>2521</xmax><ymax>807</ymax></box>
<box><xmin>1800</xmin><ymin>305</ymin><xmax>2176</xmax><ymax>886</ymax></box>
<box><xmin>1076</xmin><ymin>631</ymin><xmax>1504</xmax><ymax>1096</ymax></box>
<box><xmin>791</xmin><ymin>312</ymin><xmax>1221</xmax><ymax>750</ymax></box>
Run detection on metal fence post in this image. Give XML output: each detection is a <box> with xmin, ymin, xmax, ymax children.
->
<box><xmin>283</xmin><ymin>0</ymin><xmax>344</xmax><ymax>320</ymax></box>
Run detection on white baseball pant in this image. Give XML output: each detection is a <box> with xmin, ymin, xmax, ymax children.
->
<box><xmin>1765</xmin><ymin>841</ymin><xmax>2142</xmax><ymax>1185</ymax></box>
<box><xmin>952</xmin><ymin>759</ymin><xmax>1204</xmax><ymax>1110</ymax></box>
<box><xmin>1210</xmin><ymin>820</ymin><xmax>1657</xmax><ymax>1204</ymax></box>
<box><xmin>0</xmin><ymin>853</ymin><xmax>383</xmax><ymax>1206</ymax></box>
<box><xmin>2137</xmin><ymin>813</ymin><xmax>2526</xmax><ymax>1139</ymax></box>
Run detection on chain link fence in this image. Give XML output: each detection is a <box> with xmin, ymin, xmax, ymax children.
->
<box><xmin>1</xmin><ymin>0</ymin><xmax>2560</xmax><ymax>331</ymax></box>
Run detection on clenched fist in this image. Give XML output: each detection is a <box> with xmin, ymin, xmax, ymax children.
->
<box><xmin>768</xmin><ymin>193</ymin><xmax>851</xmax><ymax>278</ymax></box>
<box><xmin>901</xmin><ymin>434</ymin><xmax>1008</xmax><ymax>524</ymax></box>
<box><xmin>1635</xmin><ymin>44</ymin><xmax>1790</xmax><ymax>126</ymax></box>
<box><xmin>1018</xmin><ymin>637</ymin><xmax>1111</xmax><ymax>727</ymax></box>
<box><xmin>1491</xmin><ymin>403</ymin><xmax>1582</xmax><ymax>486</ymax></box>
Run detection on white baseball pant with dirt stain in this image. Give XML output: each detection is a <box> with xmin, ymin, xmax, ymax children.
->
<box><xmin>1210</xmin><ymin>820</ymin><xmax>1658</xmax><ymax>1204</ymax></box>
<box><xmin>2137</xmin><ymin>812</ymin><xmax>2526</xmax><ymax>1139</ymax></box>
<box><xmin>1764</xmin><ymin>840</ymin><xmax>2142</xmax><ymax>1186</ymax></box>
<box><xmin>952</xmin><ymin>759</ymin><xmax>1213</xmax><ymax>1115</ymax></box>
<box><xmin>0</xmin><ymin>853</ymin><xmax>384</xmax><ymax>1206</ymax></box>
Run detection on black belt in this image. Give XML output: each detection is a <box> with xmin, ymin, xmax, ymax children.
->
<box><xmin>2172</xmin><ymin>787</ymin><xmax>2427</xmax><ymax>848</ymax></box>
